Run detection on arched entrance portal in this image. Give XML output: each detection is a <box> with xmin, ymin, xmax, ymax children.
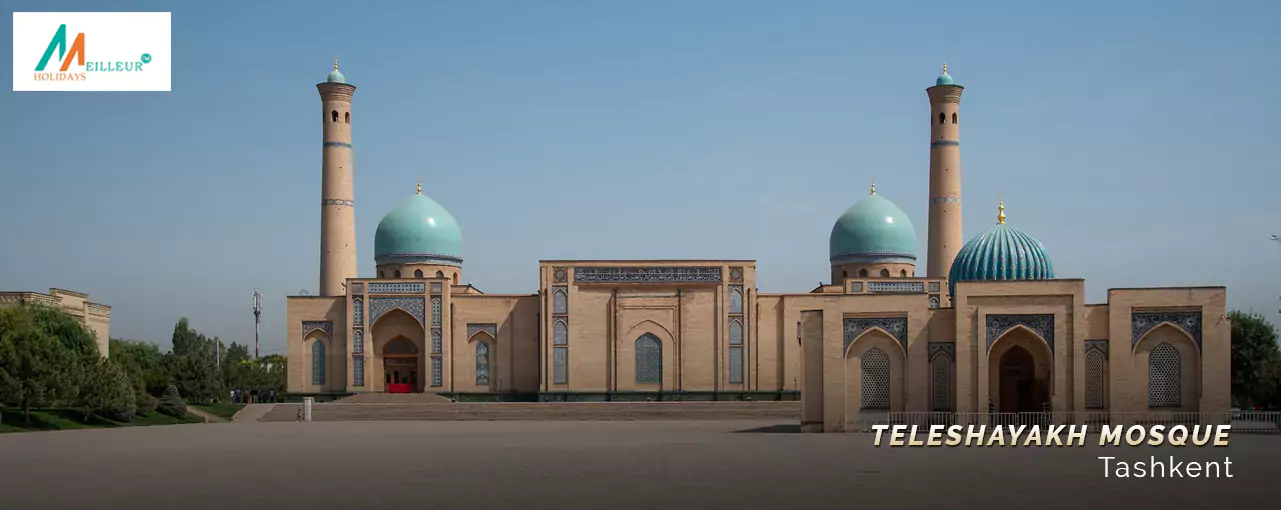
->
<box><xmin>997</xmin><ymin>345</ymin><xmax>1048</xmax><ymax>413</ymax></box>
<box><xmin>383</xmin><ymin>337</ymin><xmax>421</xmax><ymax>393</ymax></box>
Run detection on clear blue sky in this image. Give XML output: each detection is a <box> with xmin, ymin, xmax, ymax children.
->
<box><xmin>2</xmin><ymin>1</ymin><xmax>1278</xmax><ymax>354</ymax></box>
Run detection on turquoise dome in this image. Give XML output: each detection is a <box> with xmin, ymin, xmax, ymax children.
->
<box><xmin>374</xmin><ymin>191</ymin><xmax>463</xmax><ymax>266</ymax></box>
<box><xmin>947</xmin><ymin>217</ymin><xmax>1055</xmax><ymax>296</ymax></box>
<box><xmin>936</xmin><ymin>72</ymin><xmax>954</xmax><ymax>86</ymax></box>
<box><xmin>829</xmin><ymin>191</ymin><xmax>917</xmax><ymax>265</ymax></box>
<box><xmin>327</xmin><ymin>70</ymin><xmax>346</xmax><ymax>84</ymax></box>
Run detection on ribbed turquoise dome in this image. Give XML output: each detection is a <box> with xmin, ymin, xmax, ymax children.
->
<box><xmin>374</xmin><ymin>192</ymin><xmax>463</xmax><ymax>266</ymax></box>
<box><xmin>947</xmin><ymin>220</ymin><xmax>1054</xmax><ymax>296</ymax></box>
<box><xmin>829</xmin><ymin>191</ymin><xmax>917</xmax><ymax>265</ymax></box>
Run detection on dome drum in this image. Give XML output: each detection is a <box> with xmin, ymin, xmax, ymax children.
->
<box><xmin>830</xmin><ymin>252</ymin><xmax>916</xmax><ymax>266</ymax></box>
<box><xmin>374</xmin><ymin>252</ymin><xmax>463</xmax><ymax>267</ymax></box>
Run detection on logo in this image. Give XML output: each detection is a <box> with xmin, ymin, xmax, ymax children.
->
<box><xmin>13</xmin><ymin>12</ymin><xmax>171</xmax><ymax>91</ymax></box>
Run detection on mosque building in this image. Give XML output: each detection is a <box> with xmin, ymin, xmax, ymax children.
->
<box><xmin>287</xmin><ymin>62</ymin><xmax>1229</xmax><ymax>431</ymax></box>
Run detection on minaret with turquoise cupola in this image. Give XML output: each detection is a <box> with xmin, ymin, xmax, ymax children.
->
<box><xmin>926</xmin><ymin>62</ymin><xmax>964</xmax><ymax>278</ymax></box>
<box><xmin>317</xmin><ymin>58</ymin><xmax>357</xmax><ymax>296</ymax></box>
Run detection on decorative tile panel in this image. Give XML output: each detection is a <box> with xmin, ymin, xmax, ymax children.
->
<box><xmin>475</xmin><ymin>341</ymin><xmax>490</xmax><ymax>386</ymax></box>
<box><xmin>928</xmin><ymin>295</ymin><xmax>940</xmax><ymax>308</ymax></box>
<box><xmin>352</xmin><ymin>330</ymin><xmax>364</xmax><ymax>354</ymax></box>
<box><xmin>573</xmin><ymin>266</ymin><xmax>722</xmax><ymax>283</ymax></box>
<box><xmin>430</xmin><ymin>357</ymin><xmax>443</xmax><ymax>387</ymax></box>
<box><xmin>368</xmin><ymin>282</ymin><xmax>425</xmax><ymax>294</ymax></box>
<box><xmin>302</xmin><ymin>321</ymin><xmax>333</xmax><ymax>339</ymax></box>
<box><xmin>311</xmin><ymin>341</ymin><xmax>326</xmax><ymax>385</ymax></box>
<box><xmin>635</xmin><ymin>334</ymin><xmax>662</xmax><ymax>384</ymax></box>
<box><xmin>843</xmin><ymin>317</ymin><xmax>908</xmax><ymax>352</ymax></box>
<box><xmin>368</xmin><ymin>297</ymin><xmax>425</xmax><ymax>326</ymax></box>
<box><xmin>1131</xmin><ymin>311</ymin><xmax>1202</xmax><ymax>350</ymax></box>
<box><xmin>430</xmin><ymin>297</ymin><xmax>442</xmax><ymax>326</ymax></box>
<box><xmin>467</xmin><ymin>323</ymin><xmax>498</xmax><ymax>339</ymax></box>
<box><xmin>729</xmin><ymin>267</ymin><xmax>744</xmax><ymax>283</ymax></box>
<box><xmin>353</xmin><ymin>355</ymin><xmax>365</xmax><ymax>386</ymax></box>
<box><xmin>928</xmin><ymin>342</ymin><xmax>955</xmax><ymax>359</ymax></box>
<box><xmin>553</xmin><ymin>267</ymin><xmax>567</xmax><ymax>283</ymax></box>
<box><xmin>321</xmin><ymin>198</ymin><xmax>354</xmax><ymax>206</ymax></box>
<box><xmin>985</xmin><ymin>314</ymin><xmax>1054</xmax><ymax>353</ymax></box>
<box><xmin>868</xmin><ymin>282</ymin><xmax>925</xmax><ymax>294</ymax></box>
<box><xmin>431</xmin><ymin>329</ymin><xmax>442</xmax><ymax>354</ymax></box>
<box><xmin>1085</xmin><ymin>339</ymin><xmax>1108</xmax><ymax>359</ymax></box>
<box><xmin>929</xmin><ymin>195</ymin><xmax>961</xmax><ymax>203</ymax></box>
<box><xmin>352</xmin><ymin>298</ymin><xmax>363</xmax><ymax>326</ymax></box>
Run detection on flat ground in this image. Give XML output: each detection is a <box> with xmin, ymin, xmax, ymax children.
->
<box><xmin>1</xmin><ymin>420</ymin><xmax>1274</xmax><ymax>510</ymax></box>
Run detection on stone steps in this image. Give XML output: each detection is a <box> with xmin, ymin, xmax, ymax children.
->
<box><xmin>260</xmin><ymin>401</ymin><xmax>800</xmax><ymax>422</ymax></box>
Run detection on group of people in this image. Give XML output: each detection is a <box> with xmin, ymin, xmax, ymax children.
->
<box><xmin>229</xmin><ymin>388</ymin><xmax>280</xmax><ymax>404</ymax></box>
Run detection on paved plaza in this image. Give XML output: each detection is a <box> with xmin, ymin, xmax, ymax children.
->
<box><xmin>2</xmin><ymin>420</ymin><xmax>1275</xmax><ymax>510</ymax></box>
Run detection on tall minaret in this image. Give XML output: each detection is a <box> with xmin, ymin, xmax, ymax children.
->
<box><xmin>926</xmin><ymin>62</ymin><xmax>964</xmax><ymax>277</ymax></box>
<box><xmin>317</xmin><ymin>59</ymin><xmax>357</xmax><ymax>296</ymax></box>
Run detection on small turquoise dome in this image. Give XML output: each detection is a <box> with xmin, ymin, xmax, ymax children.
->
<box><xmin>374</xmin><ymin>190</ymin><xmax>463</xmax><ymax>266</ymax></box>
<box><xmin>829</xmin><ymin>190</ymin><xmax>917</xmax><ymax>265</ymax></box>
<box><xmin>948</xmin><ymin>213</ymin><xmax>1055</xmax><ymax>296</ymax></box>
<box><xmin>936</xmin><ymin>72</ymin><xmax>954</xmax><ymax>86</ymax></box>
<box><xmin>327</xmin><ymin>70</ymin><xmax>346</xmax><ymax>84</ymax></box>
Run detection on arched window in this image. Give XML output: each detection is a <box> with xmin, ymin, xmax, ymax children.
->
<box><xmin>635</xmin><ymin>334</ymin><xmax>662</xmax><ymax>384</ymax></box>
<box><xmin>344</xmin><ymin>112</ymin><xmax>350</xmax><ymax>123</ymax></box>
<box><xmin>431</xmin><ymin>329</ymin><xmax>442</xmax><ymax>354</ymax></box>
<box><xmin>436</xmin><ymin>270</ymin><xmax>444</xmax><ymax>278</ymax></box>
<box><xmin>378</xmin><ymin>270</ymin><xmax>385</xmax><ymax>278</ymax></box>
<box><xmin>553</xmin><ymin>320</ymin><xmax>568</xmax><ymax>384</ymax></box>
<box><xmin>860</xmin><ymin>347</ymin><xmax>890</xmax><ymax>410</ymax></box>
<box><xmin>453</xmin><ymin>273</ymin><xmax>459</xmax><ymax>285</ymax></box>
<box><xmin>331</xmin><ymin>110</ymin><xmax>338</xmax><ymax>122</ymax></box>
<box><xmin>475</xmin><ymin>341</ymin><xmax>490</xmax><ymax>385</ymax></box>
<box><xmin>938</xmin><ymin>112</ymin><xmax>945</xmax><ymax>125</ymax></box>
<box><xmin>729</xmin><ymin>287</ymin><xmax>743</xmax><ymax>314</ymax></box>
<box><xmin>414</xmin><ymin>269</ymin><xmax>423</xmax><ymax>278</ymax></box>
<box><xmin>880</xmin><ymin>269</ymin><xmax>890</xmax><ymax>277</ymax></box>
<box><xmin>1086</xmin><ymin>350</ymin><xmax>1106</xmax><ymax>409</ymax></box>
<box><xmin>1148</xmin><ymin>342</ymin><xmax>1180</xmax><ymax>407</ymax></box>
<box><xmin>552</xmin><ymin>288</ymin><xmax>567</xmax><ymax>314</ymax></box>
<box><xmin>311</xmin><ymin>340</ymin><xmax>326</xmax><ymax>385</ymax></box>
<box><xmin>394</xmin><ymin>270</ymin><xmax>401</xmax><ymax>278</ymax></box>
<box><xmin>729</xmin><ymin>320</ymin><xmax>744</xmax><ymax>384</ymax></box>
<box><xmin>951</xmin><ymin>113</ymin><xmax>957</xmax><ymax>124</ymax></box>
<box><xmin>858</xmin><ymin>269</ymin><xmax>868</xmax><ymax>277</ymax></box>
<box><xmin>931</xmin><ymin>352</ymin><xmax>951</xmax><ymax>411</ymax></box>
<box><xmin>899</xmin><ymin>270</ymin><xmax>907</xmax><ymax>277</ymax></box>
<box><xmin>430</xmin><ymin>297</ymin><xmax>441</xmax><ymax>326</ymax></box>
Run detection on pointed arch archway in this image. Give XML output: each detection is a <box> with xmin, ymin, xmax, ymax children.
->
<box><xmin>843</xmin><ymin>329</ymin><xmax>906</xmax><ymax>418</ymax></box>
<box><xmin>371</xmin><ymin>308</ymin><xmax>425</xmax><ymax>393</ymax></box>
<box><xmin>468</xmin><ymin>329</ymin><xmax>497</xmax><ymax>390</ymax></box>
<box><xmin>622</xmin><ymin>320</ymin><xmax>676</xmax><ymax>391</ymax></box>
<box><xmin>1133</xmin><ymin>323</ymin><xmax>1201</xmax><ymax>411</ymax></box>
<box><xmin>988</xmin><ymin>326</ymin><xmax>1054</xmax><ymax>413</ymax></box>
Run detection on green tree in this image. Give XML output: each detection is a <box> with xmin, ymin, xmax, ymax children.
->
<box><xmin>1230</xmin><ymin>310</ymin><xmax>1281</xmax><ymax>408</ymax></box>
<box><xmin>110</xmin><ymin>338</ymin><xmax>171</xmax><ymax>396</ymax></box>
<box><xmin>166</xmin><ymin>320</ymin><xmax>222</xmax><ymax>403</ymax></box>
<box><xmin>156</xmin><ymin>383</ymin><xmax>186</xmax><ymax>418</ymax></box>
<box><xmin>81</xmin><ymin>358</ymin><xmax>136</xmax><ymax>422</ymax></box>
<box><xmin>0</xmin><ymin>306</ymin><xmax>79</xmax><ymax>423</ymax></box>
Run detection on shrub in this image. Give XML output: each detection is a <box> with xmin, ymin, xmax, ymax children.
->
<box><xmin>157</xmin><ymin>384</ymin><xmax>186</xmax><ymax>418</ymax></box>
<box><xmin>134</xmin><ymin>390</ymin><xmax>157</xmax><ymax>416</ymax></box>
<box><xmin>82</xmin><ymin>359</ymin><xmax>136</xmax><ymax>422</ymax></box>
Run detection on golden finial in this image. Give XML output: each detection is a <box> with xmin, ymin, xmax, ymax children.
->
<box><xmin>870</xmin><ymin>176</ymin><xmax>876</xmax><ymax>195</ymax></box>
<box><xmin>334</xmin><ymin>58</ymin><xmax>339</xmax><ymax>71</ymax></box>
<box><xmin>942</xmin><ymin>61</ymin><xmax>947</xmax><ymax>74</ymax></box>
<box><xmin>416</xmin><ymin>180</ymin><xmax>422</xmax><ymax>195</ymax></box>
<box><xmin>997</xmin><ymin>190</ymin><xmax>1006</xmax><ymax>224</ymax></box>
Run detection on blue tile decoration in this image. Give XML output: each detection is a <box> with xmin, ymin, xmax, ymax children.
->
<box><xmin>352</xmin><ymin>330</ymin><xmax>364</xmax><ymax>354</ymax></box>
<box><xmin>352</xmin><ymin>297</ymin><xmax>363</xmax><ymax>326</ymax></box>
<box><xmin>635</xmin><ymin>333</ymin><xmax>662</xmax><ymax>384</ymax></box>
<box><xmin>311</xmin><ymin>340</ymin><xmax>326</xmax><ymax>385</ymax></box>
<box><xmin>431</xmin><ymin>357</ymin><xmax>443</xmax><ymax>387</ymax></box>
<box><xmin>368</xmin><ymin>297</ymin><xmax>425</xmax><ymax>326</ymax></box>
<box><xmin>353</xmin><ymin>355</ymin><xmax>364</xmax><ymax>386</ymax></box>
<box><xmin>930</xmin><ymin>196</ymin><xmax>961</xmax><ymax>204</ymax></box>
<box><xmin>321</xmin><ymin>198</ymin><xmax>354</xmax><ymax>206</ymax></box>
<box><xmin>467</xmin><ymin>323</ymin><xmax>497</xmax><ymax>339</ymax></box>
<box><xmin>729</xmin><ymin>286</ymin><xmax>743</xmax><ymax>314</ymax></box>
<box><xmin>930</xmin><ymin>140</ymin><xmax>960</xmax><ymax>147</ymax></box>
<box><xmin>430</xmin><ymin>297</ymin><xmax>442</xmax><ymax>326</ymax></box>
<box><xmin>948</xmin><ymin>222</ymin><xmax>1055</xmax><ymax>296</ymax></box>
<box><xmin>553</xmin><ymin>267</ymin><xmax>568</xmax><ymax>283</ymax></box>
<box><xmin>1085</xmin><ymin>339</ymin><xmax>1108</xmax><ymax>359</ymax></box>
<box><xmin>302</xmin><ymin>321</ymin><xmax>332</xmax><ymax>339</ymax></box>
<box><xmin>369</xmin><ymin>282</ymin><xmax>425</xmax><ymax>294</ymax></box>
<box><xmin>323</xmin><ymin>141</ymin><xmax>352</xmax><ymax>148</ymax></box>
<box><xmin>431</xmin><ymin>329</ymin><xmax>442</xmax><ymax>354</ymax></box>
<box><xmin>729</xmin><ymin>267</ymin><xmax>744</xmax><ymax>283</ymax></box>
<box><xmin>1131</xmin><ymin>311</ymin><xmax>1201</xmax><ymax>351</ymax></box>
<box><xmin>475</xmin><ymin>341</ymin><xmax>490</xmax><ymax>386</ymax></box>
<box><xmin>843</xmin><ymin>317</ymin><xmax>908</xmax><ymax>352</ymax></box>
<box><xmin>868</xmin><ymin>282</ymin><xmax>925</xmax><ymax>294</ymax></box>
<box><xmin>986</xmin><ymin>314</ymin><xmax>1055</xmax><ymax>353</ymax></box>
<box><xmin>928</xmin><ymin>342</ymin><xmax>955</xmax><ymax>359</ymax></box>
<box><xmin>573</xmin><ymin>266</ymin><xmax>722</xmax><ymax>283</ymax></box>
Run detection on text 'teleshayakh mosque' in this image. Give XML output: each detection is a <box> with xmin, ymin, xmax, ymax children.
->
<box><xmin>287</xmin><ymin>62</ymin><xmax>1229</xmax><ymax>431</ymax></box>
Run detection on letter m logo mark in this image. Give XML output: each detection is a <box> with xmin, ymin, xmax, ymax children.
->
<box><xmin>35</xmin><ymin>24</ymin><xmax>85</xmax><ymax>72</ymax></box>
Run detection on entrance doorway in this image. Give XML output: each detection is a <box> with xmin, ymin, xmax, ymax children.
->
<box><xmin>382</xmin><ymin>337</ymin><xmax>420</xmax><ymax>393</ymax></box>
<box><xmin>997</xmin><ymin>345</ymin><xmax>1047</xmax><ymax>413</ymax></box>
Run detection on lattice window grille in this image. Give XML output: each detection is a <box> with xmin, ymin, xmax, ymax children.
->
<box><xmin>553</xmin><ymin>347</ymin><xmax>568</xmax><ymax>384</ymax></box>
<box><xmin>1085</xmin><ymin>350</ymin><xmax>1105</xmax><ymax>409</ymax></box>
<box><xmin>353</xmin><ymin>356</ymin><xmax>364</xmax><ymax>386</ymax></box>
<box><xmin>431</xmin><ymin>329</ymin><xmax>442</xmax><ymax>354</ymax></box>
<box><xmin>635</xmin><ymin>334</ymin><xmax>663</xmax><ymax>384</ymax></box>
<box><xmin>430</xmin><ymin>357</ymin><xmax>443</xmax><ymax>387</ymax></box>
<box><xmin>1148</xmin><ymin>342</ymin><xmax>1181</xmax><ymax>407</ymax></box>
<box><xmin>729</xmin><ymin>346</ymin><xmax>744</xmax><ymax>384</ymax></box>
<box><xmin>552</xmin><ymin>288</ymin><xmax>568</xmax><ymax>315</ymax></box>
<box><xmin>931</xmin><ymin>353</ymin><xmax>951</xmax><ymax>411</ymax></box>
<box><xmin>430</xmin><ymin>298</ymin><xmax>442</xmax><ymax>326</ymax></box>
<box><xmin>729</xmin><ymin>286</ymin><xmax>743</xmax><ymax>314</ymax></box>
<box><xmin>476</xmin><ymin>342</ymin><xmax>490</xmax><ymax>386</ymax></box>
<box><xmin>860</xmin><ymin>347</ymin><xmax>890</xmax><ymax>410</ymax></box>
<box><xmin>311</xmin><ymin>341</ymin><xmax>326</xmax><ymax>385</ymax></box>
<box><xmin>553</xmin><ymin>320</ymin><xmax>568</xmax><ymax>346</ymax></box>
<box><xmin>729</xmin><ymin>320</ymin><xmax>743</xmax><ymax>346</ymax></box>
<box><xmin>352</xmin><ymin>330</ymin><xmax>364</xmax><ymax>354</ymax></box>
